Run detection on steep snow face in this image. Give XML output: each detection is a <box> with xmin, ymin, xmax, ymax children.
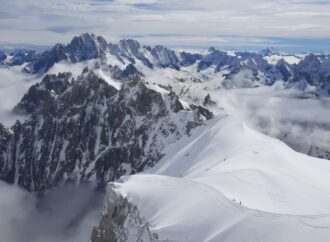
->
<box><xmin>149</xmin><ymin>116</ymin><xmax>330</xmax><ymax>215</ymax></box>
<box><xmin>108</xmin><ymin>116</ymin><xmax>330</xmax><ymax>241</ymax></box>
<box><xmin>259</xmin><ymin>47</ymin><xmax>302</xmax><ymax>65</ymax></box>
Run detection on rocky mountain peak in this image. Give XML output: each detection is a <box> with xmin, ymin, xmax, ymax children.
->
<box><xmin>297</xmin><ymin>53</ymin><xmax>321</xmax><ymax>73</ymax></box>
<box><xmin>24</xmin><ymin>33</ymin><xmax>108</xmax><ymax>73</ymax></box>
<box><xmin>13</xmin><ymin>72</ymin><xmax>72</xmax><ymax>115</ymax></box>
<box><xmin>0</xmin><ymin>69</ymin><xmax>212</xmax><ymax>194</ymax></box>
<box><xmin>118</xmin><ymin>39</ymin><xmax>141</xmax><ymax>54</ymax></box>
<box><xmin>150</xmin><ymin>45</ymin><xmax>180</xmax><ymax>70</ymax></box>
<box><xmin>258</xmin><ymin>47</ymin><xmax>280</xmax><ymax>57</ymax></box>
<box><xmin>67</xmin><ymin>33</ymin><xmax>108</xmax><ymax>61</ymax></box>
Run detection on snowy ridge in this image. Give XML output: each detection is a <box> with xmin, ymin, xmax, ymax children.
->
<box><xmin>105</xmin><ymin>115</ymin><xmax>330</xmax><ymax>241</ymax></box>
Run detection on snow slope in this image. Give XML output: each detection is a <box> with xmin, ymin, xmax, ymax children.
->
<box><xmin>111</xmin><ymin>115</ymin><xmax>330</xmax><ymax>242</ymax></box>
<box><xmin>264</xmin><ymin>54</ymin><xmax>302</xmax><ymax>65</ymax></box>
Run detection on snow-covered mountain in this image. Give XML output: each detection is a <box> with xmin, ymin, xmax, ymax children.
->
<box><xmin>2</xmin><ymin>33</ymin><xmax>330</xmax><ymax>96</ymax></box>
<box><xmin>1</xmin><ymin>33</ymin><xmax>330</xmax><ymax>242</ymax></box>
<box><xmin>0</xmin><ymin>67</ymin><xmax>211</xmax><ymax>194</ymax></box>
<box><xmin>92</xmin><ymin>115</ymin><xmax>330</xmax><ymax>242</ymax></box>
<box><xmin>0</xmin><ymin>33</ymin><xmax>329</xmax><ymax>191</ymax></box>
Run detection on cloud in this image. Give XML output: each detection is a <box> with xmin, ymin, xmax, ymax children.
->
<box><xmin>212</xmin><ymin>83</ymin><xmax>330</xmax><ymax>158</ymax></box>
<box><xmin>0</xmin><ymin>0</ymin><xmax>330</xmax><ymax>51</ymax></box>
<box><xmin>0</xmin><ymin>68</ymin><xmax>39</xmax><ymax>126</ymax></box>
<box><xmin>0</xmin><ymin>181</ymin><xmax>103</xmax><ymax>242</ymax></box>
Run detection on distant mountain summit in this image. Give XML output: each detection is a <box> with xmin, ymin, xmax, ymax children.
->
<box><xmin>258</xmin><ymin>47</ymin><xmax>280</xmax><ymax>56</ymax></box>
<box><xmin>22</xmin><ymin>33</ymin><xmax>108</xmax><ymax>73</ymax></box>
<box><xmin>19</xmin><ymin>33</ymin><xmax>185</xmax><ymax>73</ymax></box>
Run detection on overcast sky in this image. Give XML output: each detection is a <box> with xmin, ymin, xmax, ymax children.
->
<box><xmin>1</xmin><ymin>0</ymin><xmax>330</xmax><ymax>52</ymax></box>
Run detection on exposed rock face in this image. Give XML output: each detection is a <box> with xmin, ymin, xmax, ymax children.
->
<box><xmin>179</xmin><ymin>52</ymin><xmax>203</xmax><ymax>67</ymax></box>
<box><xmin>13</xmin><ymin>72</ymin><xmax>72</xmax><ymax>115</ymax></box>
<box><xmin>0</xmin><ymin>70</ymin><xmax>211</xmax><ymax>194</ymax></box>
<box><xmin>24</xmin><ymin>33</ymin><xmax>108</xmax><ymax>73</ymax></box>
<box><xmin>150</xmin><ymin>45</ymin><xmax>180</xmax><ymax>70</ymax></box>
<box><xmin>0</xmin><ymin>49</ymin><xmax>39</xmax><ymax>67</ymax></box>
<box><xmin>0</xmin><ymin>124</ymin><xmax>11</xmax><ymax>162</ymax></box>
<box><xmin>0</xmin><ymin>51</ymin><xmax>6</xmax><ymax>62</ymax></box>
<box><xmin>91</xmin><ymin>184</ymin><xmax>156</xmax><ymax>242</ymax></box>
<box><xmin>288</xmin><ymin>53</ymin><xmax>330</xmax><ymax>95</ymax></box>
<box><xmin>203</xmin><ymin>94</ymin><xmax>216</xmax><ymax>107</ymax></box>
<box><xmin>121</xmin><ymin>64</ymin><xmax>143</xmax><ymax>78</ymax></box>
<box><xmin>197</xmin><ymin>48</ymin><xmax>237</xmax><ymax>72</ymax></box>
<box><xmin>275</xmin><ymin>59</ymin><xmax>293</xmax><ymax>82</ymax></box>
<box><xmin>258</xmin><ymin>47</ymin><xmax>280</xmax><ymax>57</ymax></box>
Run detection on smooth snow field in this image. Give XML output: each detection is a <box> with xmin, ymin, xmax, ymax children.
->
<box><xmin>112</xmin><ymin>115</ymin><xmax>330</xmax><ymax>242</ymax></box>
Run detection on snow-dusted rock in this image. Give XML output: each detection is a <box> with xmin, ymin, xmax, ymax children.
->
<box><xmin>0</xmin><ymin>69</ymin><xmax>211</xmax><ymax>194</ymax></box>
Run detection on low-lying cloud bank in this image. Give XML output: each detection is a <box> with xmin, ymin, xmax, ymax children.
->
<box><xmin>214</xmin><ymin>83</ymin><xmax>330</xmax><ymax>159</ymax></box>
<box><xmin>0</xmin><ymin>67</ymin><xmax>38</xmax><ymax>126</ymax></box>
<box><xmin>0</xmin><ymin>181</ymin><xmax>104</xmax><ymax>242</ymax></box>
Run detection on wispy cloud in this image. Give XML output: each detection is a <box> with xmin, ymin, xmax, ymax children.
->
<box><xmin>1</xmin><ymin>0</ymin><xmax>330</xmax><ymax>51</ymax></box>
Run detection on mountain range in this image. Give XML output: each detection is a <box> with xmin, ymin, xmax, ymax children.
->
<box><xmin>1</xmin><ymin>33</ymin><xmax>330</xmax><ymax>241</ymax></box>
<box><xmin>1</xmin><ymin>33</ymin><xmax>330</xmax><ymax>96</ymax></box>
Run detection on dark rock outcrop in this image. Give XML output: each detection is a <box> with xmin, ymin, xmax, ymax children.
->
<box><xmin>24</xmin><ymin>33</ymin><xmax>108</xmax><ymax>73</ymax></box>
<box><xmin>91</xmin><ymin>184</ymin><xmax>157</xmax><ymax>242</ymax></box>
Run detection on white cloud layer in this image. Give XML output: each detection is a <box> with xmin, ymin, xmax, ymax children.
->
<box><xmin>213</xmin><ymin>84</ymin><xmax>330</xmax><ymax>158</ymax></box>
<box><xmin>0</xmin><ymin>67</ymin><xmax>39</xmax><ymax>125</ymax></box>
<box><xmin>0</xmin><ymin>0</ymin><xmax>330</xmax><ymax>49</ymax></box>
<box><xmin>0</xmin><ymin>181</ymin><xmax>103</xmax><ymax>242</ymax></box>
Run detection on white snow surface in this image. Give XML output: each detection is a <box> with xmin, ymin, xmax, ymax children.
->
<box><xmin>112</xmin><ymin>115</ymin><xmax>330</xmax><ymax>242</ymax></box>
<box><xmin>264</xmin><ymin>55</ymin><xmax>302</xmax><ymax>65</ymax></box>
